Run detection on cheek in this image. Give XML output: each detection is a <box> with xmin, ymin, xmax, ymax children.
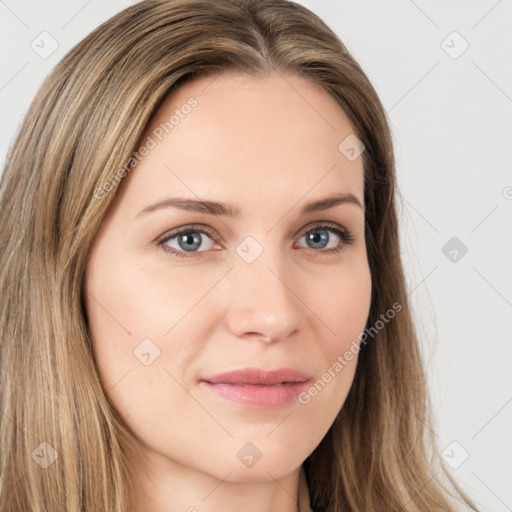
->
<box><xmin>83</xmin><ymin>251</ymin><xmax>227</xmax><ymax>397</ymax></box>
<box><xmin>308</xmin><ymin>255</ymin><xmax>372</xmax><ymax>352</ymax></box>
<box><xmin>85</xmin><ymin>255</ymin><xmax>201</xmax><ymax>344</ymax></box>
<box><xmin>83</xmin><ymin>254</ymin><xmax>199</xmax><ymax>441</ymax></box>
<box><xmin>290</xmin><ymin>255</ymin><xmax>371</xmax><ymax>425</ymax></box>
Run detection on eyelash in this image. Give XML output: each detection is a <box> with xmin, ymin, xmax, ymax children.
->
<box><xmin>156</xmin><ymin>222</ymin><xmax>355</xmax><ymax>259</ymax></box>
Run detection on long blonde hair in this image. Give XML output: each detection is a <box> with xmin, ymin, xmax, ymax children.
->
<box><xmin>0</xmin><ymin>0</ymin><xmax>479</xmax><ymax>510</ymax></box>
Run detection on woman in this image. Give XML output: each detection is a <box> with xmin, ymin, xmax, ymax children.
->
<box><xmin>0</xmin><ymin>0</ymin><xmax>480</xmax><ymax>511</ymax></box>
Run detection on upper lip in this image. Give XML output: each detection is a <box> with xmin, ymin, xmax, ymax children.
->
<box><xmin>201</xmin><ymin>367</ymin><xmax>311</xmax><ymax>385</ymax></box>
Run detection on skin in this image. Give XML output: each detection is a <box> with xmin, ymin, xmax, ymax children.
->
<box><xmin>84</xmin><ymin>71</ymin><xmax>372</xmax><ymax>512</ymax></box>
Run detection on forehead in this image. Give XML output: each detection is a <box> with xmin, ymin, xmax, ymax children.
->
<box><xmin>115</xmin><ymin>71</ymin><xmax>364</xmax><ymax>215</ymax></box>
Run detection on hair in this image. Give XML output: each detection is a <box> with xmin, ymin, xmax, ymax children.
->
<box><xmin>0</xmin><ymin>1</ymin><xmax>480</xmax><ymax>511</ymax></box>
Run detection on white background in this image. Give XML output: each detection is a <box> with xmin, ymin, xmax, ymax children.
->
<box><xmin>1</xmin><ymin>1</ymin><xmax>511</xmax><ymax>510</ymax></box>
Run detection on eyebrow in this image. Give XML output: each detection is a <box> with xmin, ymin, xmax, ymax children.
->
<box><xmin>136</xmin><ymin>192</ymin><xmax>363</xmax><ymax>218</ymax></box>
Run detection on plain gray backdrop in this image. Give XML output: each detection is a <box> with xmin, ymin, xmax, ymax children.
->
<box><xmin>1</xmin><ymin>1</ymin><xmax>511</xmax><ymax>510</ymax></box>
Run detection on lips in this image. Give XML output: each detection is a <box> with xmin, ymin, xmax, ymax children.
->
<box><xmin>199</xmin><ymin>367</ymin><xmax>311</xmax><ymax>408</ymax></box>
<box><xmin>201</xmin><ymin>367</ymin><xmax>311</xmax><ymax>385</ymax></box>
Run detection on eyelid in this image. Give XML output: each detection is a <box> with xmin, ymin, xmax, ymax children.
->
<box><xmin>156</xmin><ymin>223</ymin><xmax>219</xmax><ymax>245</ymax></box>
<box><xmin>294</xmin><ymin>220</ymin><xmax>346</xmax><ymax>238</ymax></box>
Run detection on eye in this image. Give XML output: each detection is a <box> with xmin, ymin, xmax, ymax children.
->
<box><xmin>157</xmin><ymin>224</ymin><xmax>218</xmax><ymax>258</ymax></box>
<box><xmin>295</xmin><ymin>222</ymin><xmax>354</xmax><ymax>255</ymax></box>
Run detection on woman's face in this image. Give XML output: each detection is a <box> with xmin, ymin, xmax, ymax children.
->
<box><xmin>84</xmin><ymin>71</ymin><xmax>371</xmax><ymax>486</ymax></box>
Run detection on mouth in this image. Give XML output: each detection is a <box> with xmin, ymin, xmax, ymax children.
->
<box><xmin>199</xmin><ymin>367</ymin><xmax>311</xmax><ymax>409</ymax></box>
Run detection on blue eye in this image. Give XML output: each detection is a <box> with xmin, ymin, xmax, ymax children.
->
<box><xmin>158</xmin><ymin>225</ymin><xmax>216</xmax><ymax>258</ymax></box>
<box><xmin>298</xmin><ymin>224</ymin><xmax>354</xmax><ymax>252</ymax></box>
<box><xmin>157</xmin><ymin>222</ymin><xmax>354</xmax><ymax>259</ymax></box>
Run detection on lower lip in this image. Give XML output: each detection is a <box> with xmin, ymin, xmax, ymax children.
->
<box><xmin>200</xmin><ymin>381</ymin><xmax>309</xmax><ymax>409</ymax></box>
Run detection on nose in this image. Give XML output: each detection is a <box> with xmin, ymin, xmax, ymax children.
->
<box><xmin>224</xmin><ymin>254</ymin><xmax>301</xmax><ymax>344</ymax></box>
